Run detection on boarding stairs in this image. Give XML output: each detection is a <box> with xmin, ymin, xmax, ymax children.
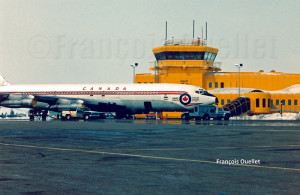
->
<box><xmin>223</xmin><ymin>97</ymin><xmax>251</xmax><ymax>117</ymax></box>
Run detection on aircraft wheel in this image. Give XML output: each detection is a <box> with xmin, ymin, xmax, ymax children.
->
<box><xmin>29</xmin><ymin>115</ymin><xmax>34</xmax><ymax>121</ymax></box>
<box><xmin>203</xmin><ymin>114</ymin><xmax>210</xmax><ymax>120</ymax></box>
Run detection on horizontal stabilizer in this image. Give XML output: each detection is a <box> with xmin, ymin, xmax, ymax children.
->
<box><xmin>0</xmin><ymin>75</ymin><xmax>11</xmax><ymax>86</ymax></box>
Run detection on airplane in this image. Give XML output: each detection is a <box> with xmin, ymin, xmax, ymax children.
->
<box><xmin>0</xmin><ymin>75</ymin><xmax>217</xmax><ymax>120</ymax></box>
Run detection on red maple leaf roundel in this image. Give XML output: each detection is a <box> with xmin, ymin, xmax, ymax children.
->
<box><xmin>180</xmin><ymin>93</ymin><xmax>191</xmax><ymax>105</ymax></box>
<box><xmin>182</xmin><ymin>95</ymin><xmax>189</xmax><ymax>102</ymax></box>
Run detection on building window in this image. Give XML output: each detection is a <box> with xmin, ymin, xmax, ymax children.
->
<box><xmin>209</xmin><ymin>82</ymin><xmax>212</xmax><ymax>88</ymax></box>
<box><xmin>221</xmin><ymin>99</ymin><xmax>224</xmax><ymax>105</ymax></box>
<box><xmin>227</xmin><ymin>99</ymin><xmax>230</xmax><ymax>103</ymax></box>
<box><xmin>295</xmin><ymin>99</ymin><xmax>298</xmax><ymax>106</ymax></box>
<box><xmin>281</xmin><ymin>100</ymin><xmax>285</xmax><ymax>105</ymax></box>
<box><xmin>268</xmin><ymin>99</ymin><xmax>270</xmax><ymax>108</ymax></box>
<box><xmin>276</xmin><ymin>99</ymin><xmax>279</xmax><ymax>105</ymax></box>
<box><xmin>270</xmin><ymin>99</ymin><xmax>273</xmax><ymax>106</ymax></box>
<box><xmin>262</xmin><ymin>99</ymin><xmax>266</xmax><ymax>108</ymax></box>
<box><xmin>256</xmin><ymin>99</ymin><xmax>260</xmax><ymax>107</ymax></box>
<box><xmin>288</xmin><ymin>99</ymin><xmax>291</xmax><ymax>106</ymax></box>
<box><xmin>215</xmin><ymin>82</ymin><xmax>218</xmax><ymax>88</ymax></box>
<box><xmin>221</xmin><ymin>82</ymin><xmax>224</xmax><ymax>88</ymax></box>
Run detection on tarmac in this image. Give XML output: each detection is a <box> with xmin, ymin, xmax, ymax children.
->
<box><xmin>0</xmin><ymin>119</ymin><xmax>299</xmax><ymax>194</ymax></box>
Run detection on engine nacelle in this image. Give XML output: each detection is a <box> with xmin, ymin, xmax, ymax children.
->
<box><xmin>33</xmin><ymin>101</ymin><xmax>50</xmax><ymax>110</ymax></box>
<box><xmin>49</xmin><ymin>102</ymin><xmax>84</xmax><ymax>111</ymax></box>
<box><xmin>0</xmin><ymin>99</ymin><xmax>33</xmax><ymax>108</ymax></box>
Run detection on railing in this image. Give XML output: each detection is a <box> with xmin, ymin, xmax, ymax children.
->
<box><xmin>213</xmin><ymin>61</ymin><xmax>222</xmax><ymax>69</ymax></box>
<box><xmin>270</xmin><ymin>105</ymin><xmax>300</xmax><ymax>113</ymax></box>
<box><xmin>149</xmin><ymin>60</ymin><xmax>222</xmax><ymax>70</ymax></box>
<box><xmin>164</xmin><ymin>39</ymin><xmax>207</xmax><ymax>46</ymax></box>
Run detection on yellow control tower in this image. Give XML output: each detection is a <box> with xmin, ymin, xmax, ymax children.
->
<box><xmin>136</xmin><ymin>38</ymin><xmax>220</xmax><ymax>87</ymax></box>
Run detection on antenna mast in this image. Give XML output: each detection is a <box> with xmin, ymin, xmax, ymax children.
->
<box><xmin>206</xmin><ymin>22</ymin><xmax>208</xmax><ymax>44</ymax></box>
<box><xmin>165</xmin><ymin>21</ymin><xmax>168</xmax><ymax>40</ymax></box>
<box><xmin>193</xmin><ymin>20</ymin><xmax>195</xmax><ymax>39</ymax></box>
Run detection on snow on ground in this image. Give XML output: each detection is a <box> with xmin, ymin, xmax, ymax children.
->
<box><xmin>232</xmin><ymin>113</ymin><xmax>300</xmax><ymax>120</ymax></box>
<box><xmin>0</xmin><ymin>107</ymin><xmax>29</xmax><ymax>116</ymax></box>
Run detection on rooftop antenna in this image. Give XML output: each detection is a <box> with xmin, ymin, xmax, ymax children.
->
<box><xmin>165</xmin><ymin>21</ymin><xmax>168</xmax><ymax>40</ymax></box>
<box><xmin>206</xmin><ymin>22</ymin><xmax>208</xmax><ymax>44</ymax></box>
<box><xmin>193</xmin><ymin>20</ymin><xmax>195</xmax><ymax>39</ymax></box>
<box><xmin>201</xmin><ymin>26</ymin><xmax>203</xmax><ymax>43</ymax></box>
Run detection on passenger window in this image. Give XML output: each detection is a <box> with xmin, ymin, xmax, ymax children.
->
<box><xmin>256</xmin><ymin>99</ymin><xmax>260</xmax><ymax>107</ymax></box>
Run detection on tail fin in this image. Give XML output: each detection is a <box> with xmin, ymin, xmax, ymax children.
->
<box><xmin>0</xmin><ymin>75</ymin><xmax>11</xmax><ymax>86</ymax></box>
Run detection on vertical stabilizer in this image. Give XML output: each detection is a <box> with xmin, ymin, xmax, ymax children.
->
<box><xmin>0</xmin><ymin>75</ymin><xmax>11</xmax><ymax>86</ymax></box>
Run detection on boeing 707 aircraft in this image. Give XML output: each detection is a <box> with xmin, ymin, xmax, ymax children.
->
<box><xmin>0</xmin><ymin>75</ymin><xmax>217</xmax><ymax>119</ymax></box>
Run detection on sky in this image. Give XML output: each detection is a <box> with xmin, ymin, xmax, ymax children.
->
<box><xmin>1</xmin><ymin>0</ymin><xmax>300</xmax><ymax>84</ymax></box>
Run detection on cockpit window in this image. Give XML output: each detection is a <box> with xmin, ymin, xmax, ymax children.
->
<box><xmin>196</xmin><ymin>89</ymin><xmax>210</xmax><ymax>95</ymax></box>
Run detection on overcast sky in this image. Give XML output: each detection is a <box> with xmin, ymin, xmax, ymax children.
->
<box><xmin>1</xmin><ymin>0</ymin><xmax>300</xmax><ymax>84</ymax></box>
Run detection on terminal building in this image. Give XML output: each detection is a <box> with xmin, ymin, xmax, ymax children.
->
<box><xmin>135</xmin><ymin>39</ymin><xmax>300</xmax><ymax>118</ymax></box>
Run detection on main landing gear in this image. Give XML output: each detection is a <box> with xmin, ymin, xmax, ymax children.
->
<box><xmin>29</xmin><ymin>109</ymin><xmax>48</xmax><ymax>121</ymax></box>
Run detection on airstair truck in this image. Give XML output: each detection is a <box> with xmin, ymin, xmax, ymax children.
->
<box><xmin>181</xmin><ymin>105</ymin><xmax>231</xmax><ymax>120</ymax></box>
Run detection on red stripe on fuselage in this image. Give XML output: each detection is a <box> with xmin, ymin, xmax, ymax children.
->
<box><xmin>1</xmin><ymin>91</ymin><xmax>188</xmax><ymax>96</ymax></box>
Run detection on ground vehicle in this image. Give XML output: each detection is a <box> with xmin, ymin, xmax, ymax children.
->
<box><xmin>89</xmin><ymin>111</ymin><xmax>106</xmax><ymax>119</ymax></box>
<box><xmin>61</xmin><ymin>107</ymin><xmax>92</xmax><ymax>120</ymax></box>
<box><xmin>181</xmin><ymin>105</ymin><xmax>231</xmax><ymax>120</ymax></box>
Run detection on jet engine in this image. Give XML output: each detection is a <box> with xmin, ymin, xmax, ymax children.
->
<box><xmin>49</xmin><ymin>99</ymin><xmax>84</xmax><ymax>111</ymax></box>
<box><xmin>0</xmin><ymin>99</ymin><xmax>33</xmax><ymax>108</ymax></box>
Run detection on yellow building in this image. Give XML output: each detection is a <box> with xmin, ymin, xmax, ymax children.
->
<box><xmin>135</xmin><ymin>39</ymin><xmax>300</xmax><ymax>118</ymax></box>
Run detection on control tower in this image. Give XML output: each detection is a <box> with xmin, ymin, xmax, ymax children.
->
<box><xmin>136</xmin><ymin>38</ymin><xmax>221</xmax><ymax>87</ymax></box>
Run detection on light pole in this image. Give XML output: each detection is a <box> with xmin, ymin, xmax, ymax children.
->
<box><xmin>131</xmin><ymin>63</ymin><xmax>138</xmax><ymax>83</ymax></box>
<box><xmin>235</xmin><ymin>63</ymin><xmax>243</xmax><ymax>97</ymax></box>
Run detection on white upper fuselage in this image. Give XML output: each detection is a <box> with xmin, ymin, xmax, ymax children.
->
<box><xmin>0</xmin><ymin>83</ymin><xmax>216</xmax><ymax>113</ymax></box>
